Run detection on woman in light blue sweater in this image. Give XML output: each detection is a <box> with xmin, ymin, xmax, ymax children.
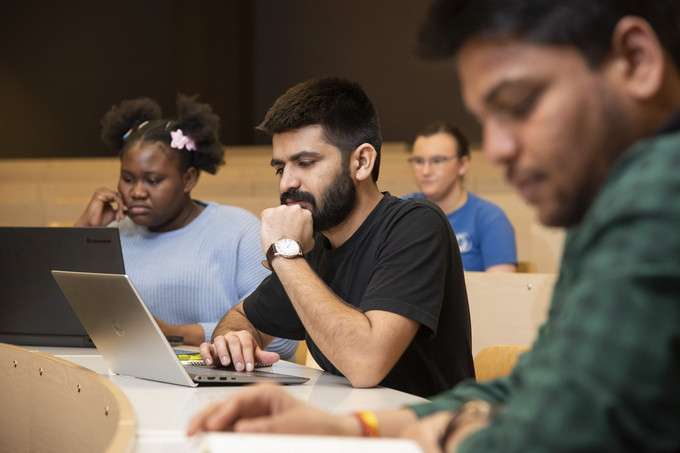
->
<box><xmin>75</xmin><ymin>95</ymin><xmax>297</xmax><ymax>360</ymax></box>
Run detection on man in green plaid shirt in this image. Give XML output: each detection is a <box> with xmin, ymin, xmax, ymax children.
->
<box><xmin>188</xmin><ymin>1</ymin><xmax>680</xmax><ymax>451</ymax></box>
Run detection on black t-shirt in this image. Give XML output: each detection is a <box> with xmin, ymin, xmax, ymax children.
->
<box><xmin>243</xmin><ymin>193</ymin><xmax>474</xmax><ymax>398</ymax></box>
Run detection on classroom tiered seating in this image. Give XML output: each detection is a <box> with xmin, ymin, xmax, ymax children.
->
<box><xmin>464</xmin><ymin>271</ymin><xmax>557</xmax><ymax>357</ymax></box>
<box><xmin>1</xmin><ymin>147</ymin><xmax>564</xmax><ymax>393</ymax></box>
<box><xmin>467</xmin><ymin>272</ymin><xmax>557</xmax><ymax>381</ymax></box>
<box><xmin>0</xmin><ymin>144</ymin><xmax>565</xmax><ymax>273</ymax></box>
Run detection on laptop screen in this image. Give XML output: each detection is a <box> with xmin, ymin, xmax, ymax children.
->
<box><xmin>0</xmin><ymin>227</ymin><xmax>125</xmax><ymax>347</ymax></box>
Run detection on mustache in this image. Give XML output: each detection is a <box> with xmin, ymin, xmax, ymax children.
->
<box><xmin>280</xmin><ymin>189</ymin><xmax>316</xmax><ymax>207</ymax></box>
<box><xmin>506</xmin><ymin>166</ymin><xmax>546</xmax><ymax>185</ymax></box>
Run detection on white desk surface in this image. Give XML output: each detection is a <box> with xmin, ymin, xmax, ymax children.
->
<box><xmin>32</xmin><ymin>346</ymin><xmax>427</xmax><ymax>453</ymax></box>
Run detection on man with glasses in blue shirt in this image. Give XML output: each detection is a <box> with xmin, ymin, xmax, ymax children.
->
<box><xmin>404</xmin><ymin>121</ymin><xmax>517</xmax><ymax>272</ymax></box>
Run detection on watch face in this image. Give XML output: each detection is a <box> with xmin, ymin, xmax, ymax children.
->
<box><xmin>276</xmin><ymin>237</ymin><xmax>301</xmax><ymax>257</ymax></box>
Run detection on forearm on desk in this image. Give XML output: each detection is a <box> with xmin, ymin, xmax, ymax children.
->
<box><xmin>271</xmin><ymin>257</ymin><xmax>418</xmax><ymax>387</ymax></box>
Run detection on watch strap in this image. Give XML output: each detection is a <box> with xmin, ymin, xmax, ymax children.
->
<box><xmin>261</xmin><ymin>238</ymin><xmax>303</xmax><ymax>271</ymax></box>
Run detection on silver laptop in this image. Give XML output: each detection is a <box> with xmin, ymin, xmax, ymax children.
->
<box><xmin>51</xmin><ymin>270</ymin><xmax>309</xmax><ymax>387</ymax></box>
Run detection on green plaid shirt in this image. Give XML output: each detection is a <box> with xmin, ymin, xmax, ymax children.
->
<box><xmin>411</xmin><ymin>120</ymin><xmax>680</xmax><ymax>451</ymax></box>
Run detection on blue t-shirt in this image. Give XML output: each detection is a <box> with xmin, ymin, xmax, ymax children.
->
<box><xmin>402</xmin><ymin>192</ymin><xmax>517</xmax><ymax>271</ymax></box>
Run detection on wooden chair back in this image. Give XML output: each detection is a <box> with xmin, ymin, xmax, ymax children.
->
<box><xmin>474</xmin><ymin>344</ymin><xmax>530</xmax><ymax>381</ymax></box>
<box><xmin>464</xmin><ymin>271</ymin><xmax>557</xmax><ymax>356</ymax></box>
<box><xmin>516</xmin><ymin>261</ymin><xmax>538</xmax><ymax>273</ymax></box>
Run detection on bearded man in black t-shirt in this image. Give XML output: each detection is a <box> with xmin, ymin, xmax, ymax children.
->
<box><xmin>199</xmin><ymin>76</ymin><xmax>474</xmax><ymax>398</ymax></box>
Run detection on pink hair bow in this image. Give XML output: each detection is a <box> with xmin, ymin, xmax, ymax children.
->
<box><xmin>170</xmin><ymin>129</ymin><xmax>196</xmax><ymax>151</ymax></box>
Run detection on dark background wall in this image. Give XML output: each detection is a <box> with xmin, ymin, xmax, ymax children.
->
<box><xmin>0</xmin><ymin>0</ymin><xmax>479</xmax><ymax>158</ymax></box>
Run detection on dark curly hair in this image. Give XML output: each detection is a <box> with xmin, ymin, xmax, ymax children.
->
<box><xmin>256</xmin><ymin>77</ymin><xmax>382</xmax><ymax>182</ymax></box>
<box><xmin>100</xmin><ymin>94</ymin><xmax>225</xmax><ymax>175</ymax></box>
<box><xmin>418</xmin><ymin>0</ymin><xmax>680</xmax><ymax>70</ymax></box>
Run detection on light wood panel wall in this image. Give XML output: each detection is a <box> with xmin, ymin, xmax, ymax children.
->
<box><xmin>0</xmin><ymin>144</ymin><xmax>564</xmax><ymax>272</ymax></box>
<box><xmin>465</xmin><ymin>272</ymin><xmax>557</xmax><ymax>357</ymax></box>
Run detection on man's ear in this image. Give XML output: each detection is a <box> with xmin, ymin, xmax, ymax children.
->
<box><xmin>351</xmin><ymin>144</ymin><xmax>377</xmax><ymax>182</ymax></box>
<box><xmin>610</xmin><ymin>16</ymin><xmax>665</xmax><ymax>100</ymax></box>
<box><xmin>183</xmin><ymin>167</ymin><xmax>199</xmax><ymax>193</ymax></box>
<box><xmin>457</xmin><ymin>155</ymin><xmax>470</xmax><ymax>177</ymax></box>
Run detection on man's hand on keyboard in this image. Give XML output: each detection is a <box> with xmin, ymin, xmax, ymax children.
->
<box><xmin>199</xmin><ymin>330</ymin><xmax>279</xmax><ymax>372</ymax></box>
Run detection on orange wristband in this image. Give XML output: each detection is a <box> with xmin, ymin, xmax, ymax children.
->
<box><xmin>354</xmin><ymin>410</ymin><xmax>380</xmax><ymax>437</ymax></box>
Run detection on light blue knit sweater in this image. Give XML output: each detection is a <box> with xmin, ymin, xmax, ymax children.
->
<box><xmin>111</xmin><ymin>201</ymin><xmax>297</xmax><ymax>359</ymax></box>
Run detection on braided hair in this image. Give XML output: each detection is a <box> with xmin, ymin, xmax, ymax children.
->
<box><xmin>100</xmin><ymin>94</ymin><xmax>225</xmax><ymax>175</ymax></box>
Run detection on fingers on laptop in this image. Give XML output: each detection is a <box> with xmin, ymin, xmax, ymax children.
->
<box><xmin>200</xmin><ymin>332</ymin><xmax>259</xmax><ymax>371</ymax></box>
<box><xmin>224</xmin><ymin>331</ymin><xmax>258</xmax><ymax>371</ymax></box>
<box><xmin>199</xmin><ymin>342</ymin><xmax>220</xmax><ymax>366</ymax></box>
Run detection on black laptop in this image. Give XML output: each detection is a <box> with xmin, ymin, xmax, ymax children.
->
<box><xmin>0</xmin><ymin>227</ymin><xmax>125</xmax><ymax>347</ymax></box>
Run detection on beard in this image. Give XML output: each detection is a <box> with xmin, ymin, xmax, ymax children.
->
<box><xmin>545</xmin><ymin>86</ymin><xmax>632</xmax><ymax>228</ymax></box>
<box><xmin>280</xmin><ymin>167</ymin><xmax>356</xmax><ymax>232</ymax></box>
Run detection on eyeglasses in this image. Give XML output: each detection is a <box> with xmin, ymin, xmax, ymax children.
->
<box><xmin>407</xmin><ymin>155</ymin><xmax>458</xmax><ymax>168</ymax></box>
